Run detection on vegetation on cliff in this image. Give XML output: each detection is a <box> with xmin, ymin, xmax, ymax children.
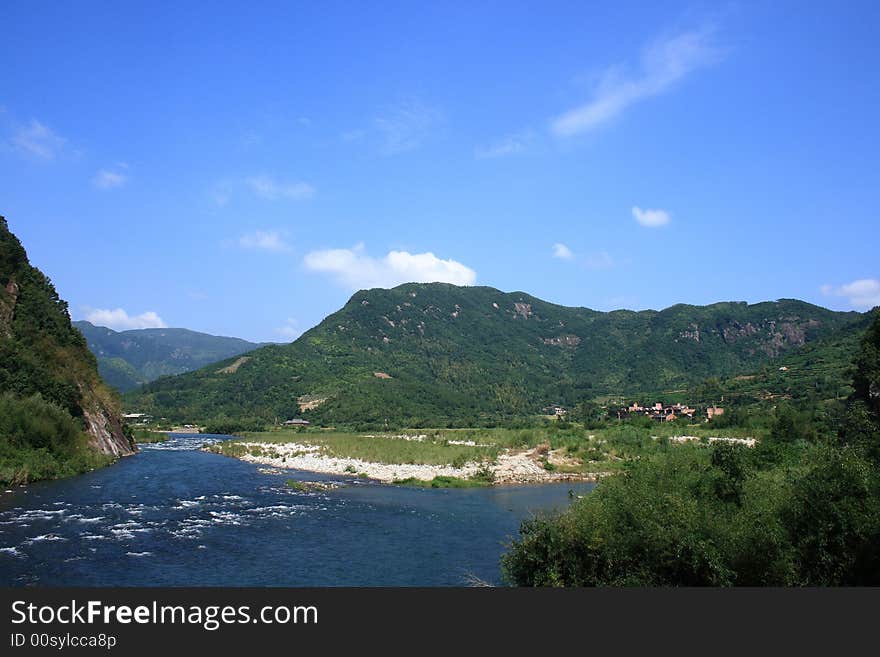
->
<box><xmin>0</xmin><ymin>216</ymin><xmax>135</xmax><ymax>485</ymax></box>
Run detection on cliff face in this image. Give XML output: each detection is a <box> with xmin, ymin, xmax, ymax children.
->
<box><xmin>0</xmin><ymin>216</ymin><xmax>136</xmax><ymax>458</ymax></box>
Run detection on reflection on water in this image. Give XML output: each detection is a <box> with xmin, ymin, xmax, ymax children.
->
<box><xmin>0</xmin><ymin>433</ymin><xmax>592</xmax><ymax>586</ymax></box>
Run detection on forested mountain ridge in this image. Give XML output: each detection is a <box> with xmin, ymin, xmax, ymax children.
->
<box><xmin>74</xmin><ymin>321</ymin><xmax>267</xmax><ymax>392</ymax></box>
<box><xmin>0</xmin><ymin>216</ymin><xmax>136</xmax><ymax>484</ymax></box>
<box><xmin>128</xmin><ymin>282</ymin><xmax>867</xmax><ymax>427</ymax></box>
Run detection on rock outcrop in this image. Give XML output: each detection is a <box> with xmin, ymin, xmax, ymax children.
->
<box><xmin>0</xmin><ymin>215</ymin><xmax>136</xmax><ymax>459</ymax></box>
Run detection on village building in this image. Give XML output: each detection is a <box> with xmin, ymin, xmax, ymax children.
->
<box><xmin>542</xmin><ymin>405</ymin><xmax>567</xmax><ymax>417</ymax></box>
<box><xmin>707</xmin><ymin>406</ymin><xmax>725</xmax><ymax>420</ymax></box>
<box><xmin>617</xmin><ymin>401</ymin><xmax>698</xmax><ymax>422</ymax></box>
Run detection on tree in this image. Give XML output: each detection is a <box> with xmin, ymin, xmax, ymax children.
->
<box><xmin>843</xmin><ymin>309</ymin><xmax>880</xmax><ymax>462</ymax></box>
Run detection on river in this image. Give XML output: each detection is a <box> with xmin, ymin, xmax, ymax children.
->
<box><xmin>0</xmin><ymin>434</ymin><xmax>592</xmax><ymax>586</ymax></box>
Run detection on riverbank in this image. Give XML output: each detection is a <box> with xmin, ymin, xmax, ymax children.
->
<box><xmin>204</xmin><ymin>437</ymin><xmax>600</xmax><ymax>485</ymax></box>
<box><xmin>202</xmin><ymin>425</ymin><xmax>760</xmax><ymax>487</ymax></box>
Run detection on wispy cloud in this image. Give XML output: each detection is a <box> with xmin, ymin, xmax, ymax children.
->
<box><xmin>84</xmin><ymin>308</ymin><xmax>167</xmax><ymax>330</ymax></box>
<box><xmin>821</xmin><ymin>279</ymin><xmax>880</xmax><ymax>309</ymax></box>
<box><xmin>274</xmin><ymin>318</ymin><xmax>301</xmax><ymax>341</ymax></box>
<box><xmin>553</xmin><ymin>243</ymin><xmax>615</xmax><ymax>269</ymax></box>
<box><xmin>93</xmin><ymin>165</ymin><xmax>128</xmax><ymax>190</ymax></box>
<box><xmin>304</xmin><ymin>243</ymin><xmax>476</xmax><ymax>290</ymax></box>
<box><xmin>552</xmin><ymin>243</ymin><xmax>574</xmax><ymax>260</ymax></box>
<box><xmin>475</xmin><ymin>130</ymin><xmax>534</xmax><ymax>159</ymax></box>
<box><xmin>632</xmin><ymin>206</ymin><xmax>671</xmax><ymax>228</ymax></box>
<box><xmin>374</xmin><ymin>101</ymin><xmax>441</xmax><ymax>154</ymax></box>
<box><xmin>246</xmin><ymin>175</ymin><xmax>315</xmax><ymax>201</ymax></box>
<box><xmin>10</xmin><ymin>119</ymin><xmax>66</xmax><ymax>159</ymax></box>
<box><xmin>238</xmin><ymin>230</ymin><xmax>292</xmax><ymax>252</ymax></box>
<box><xmin>551</xmin><ymin>27</ymin><xmax>722</xmax><ymax>137</ymax></box>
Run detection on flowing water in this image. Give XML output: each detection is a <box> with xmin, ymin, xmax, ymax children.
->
<box><xmin>0</xmin><ymin>434</ymin><xmax>592</xmax><ymax>586</ymax></box>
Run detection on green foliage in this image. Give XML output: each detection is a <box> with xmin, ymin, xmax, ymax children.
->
<box><xmin>842</xmin><ymin>309</ymin><xmax>880</xmax><ymax>462</ymax></box>
<box><xmin>501</xmin><ymin>313</ymin><xmax>880</xmax><ymax>586</ymax></box>
<box><xmin>472</xmin><ymin>463</ymin><xmax>496</xmax><ymax>484</ymax></box>
<box><xmin>237</xmin><ymin>430</ymin><xmax>499</xmax><ymax>466</ymax></box>
<box><xmin>130</xmin><ymin>427</ymin><xmax>168</xmax><ymax>443</ymax></box>
<box><xmin>126</xmin><ymin>283</ymin><xmax>867</xmax><ymax>427</ymax></box>
<box><xmin>0</xmin><ymin>393</ymin><xmax>112</xmax><ymax>485</ymax></box>
<box><xmin>0</xmin><ymin>217</ymin><xmax>131</xmax><ymax>485</ymax></box>
<box><xmin>203</xmin><ymin>418</ymin><xmax>267</xmax><ymax>435</ymax></box>
<box><xmin>769</xmin><ymin>405</ymin><xmax>816</xmax><ymax>444</ymax></box>
<box><xmin>501</xmin><ymin>442</ymin><xmax>880</xmax><ymax>586</ymax></box>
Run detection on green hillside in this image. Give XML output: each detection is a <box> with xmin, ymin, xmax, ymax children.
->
<box><xmin>128</xmin><ymin>283</ymin><xmax>867</xmax><ymax>428</ymax></box>
<box><xmin>74</xmin><ymin>321</ymin><xmax>267</xmax><ymax>392</ymax></box>
<box><xmin>712</xmin><ymin>313</ymin><xmax>875</xmax><ymax>405</ymax></box>
<box><xmin>0</xmin><ymin>216</ymin><xmax>136</xmax><ymax>485</ymax></box>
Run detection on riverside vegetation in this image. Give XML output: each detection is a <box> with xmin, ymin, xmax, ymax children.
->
<box><xmin>205</xmin><ymin>410</ymin><xmax>783</xmax><ymax>487</ymax></box>
<box><xmin>501</xmin><ymin>310</ymin><xmax>880</xmax><ymax>586</ymax></box>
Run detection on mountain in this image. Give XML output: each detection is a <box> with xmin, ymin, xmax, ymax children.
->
<box><xmin>715</xmin><ymin>312</ymin><xmax>875</xmax><ymax>404</ymax></box>
<box><xmin>127</xmin><ymin>283</ymin><xmax>868</xmax><ymax>428</ymax></box>
<box><xmin>0</xmin><ymin>216</ymin><xmax>136</xmax><ymax>484</ymax></box>
<box><xmin>74</xmin><ymin>321</ymin><xmax>267</xmax><ymax>393</ymax></box>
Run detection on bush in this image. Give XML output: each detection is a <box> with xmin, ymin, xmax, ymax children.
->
<box><xmin>502</xmin><ymin>442</ymin><xmax>880</xmax><ymax>586</ymax></box>
<box><xmin>0</xmin><ymin>393</ymin><xmax>111</xmax><ymax>485</ymax></box>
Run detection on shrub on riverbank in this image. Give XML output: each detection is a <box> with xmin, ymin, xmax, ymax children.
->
<box><xmin>130</xmin><ymin>427</ymin><xmax>168</xmax><ymax>443</ymax></box>
<box><xmin>0</xmin><ymin>393</ymin><xmax>112</xmax><ymax>485</ymax></box>
<box><xmin>501</xmin><ymin>311</ymin><xmax>880</xmax><ymax>586</ymax></box>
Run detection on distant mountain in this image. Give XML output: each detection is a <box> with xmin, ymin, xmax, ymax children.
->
<box><xmin>128</xmin><ymin>283</ymin><xmax>869</xmax><ymax>427</ymax></box>
<box><xmin>1</xmin><ymin>216</ymin><xmax>135</xmax><ymax>484</ymax></box>
<box><xmin>74</xmin><ymin>321</ymin><xmax>267</xmax><ymax>392</ymax></box>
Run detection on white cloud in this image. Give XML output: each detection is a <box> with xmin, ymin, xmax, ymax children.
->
<box><xmin>551</xmin><ymin>28</ymin><xmax>722</xmax><ymax>137</ymax></box>
<box><xmin>10</xmin><ymin>119</ymin><xmax>66</xmax><ymax>159</ymax></box>
<box><xmin>246</xmin><ymin>175</ymin><xmax>315</xmax><ymax>201</ymax></box>
<box><xmin>275</xmin><ymin>318</ymin><xmax>302</xmax><ymax>341</ymax></box>
<box><xmin>475</xmin><ymin>131</ymin><xmax>533</xmax><ymax>159</ymax></box>
<box><xmin>552</xmin><ymin>243</ymin><xmax>574</xmax><ymax>260</ymax></box>
<box><xmin>632</xmin><ymin>206</ymin><xmax>671</xmax><ymax>228</ymax></box>
<box><xmin>303</xmin><ymin>244</ymin><xmax>476</xmax><ymax>290</ymax></box>
<box><xmin>93</xmin><ymin>167</ymin><xmax>128</xmax><ymax>189</ymax></box>
<box><xmin>238</xmin><ymin>230</ymin><xmax>291</xmax><ymax>252</ymax></box>
<box><xmin>821</xmin><ymin>279</ymin><xmax>880</xmax><ymax>309</ymax></box>
<box><xmin>84</xmin><ymin>308</ymin><xmax>167</xmax><ymax>330</ymax></box>
<box><xmin>374</xmin><ymin>101</ymin><xmax>441</xmax><ymax>154</ymax></box>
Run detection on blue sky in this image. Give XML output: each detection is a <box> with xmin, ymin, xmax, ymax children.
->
<box><xmin>1</xmin><ymin>1</ymin><xmax>878</xmax><ymax>342</ymax></box>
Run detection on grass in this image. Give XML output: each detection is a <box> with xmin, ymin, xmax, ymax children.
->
<box><xmin>204</xmin><ymin>420</ymin><xmax>767</xmax><ymax>481</ymax></box>
<box><xmin>238</xmin><ymin>429</ymin><xmax>500</xmax><ymax>466</ymax></box>
<box><xmin>131</xmin><ymin>427</ymin><xmax>168</xmax><ymax>443</ymax></box>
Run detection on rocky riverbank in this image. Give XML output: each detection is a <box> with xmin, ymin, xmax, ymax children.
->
<box><xmin>205</xmin><ymin>440</ymin><xmax>599</xmax><ymax>485</ymax></box>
